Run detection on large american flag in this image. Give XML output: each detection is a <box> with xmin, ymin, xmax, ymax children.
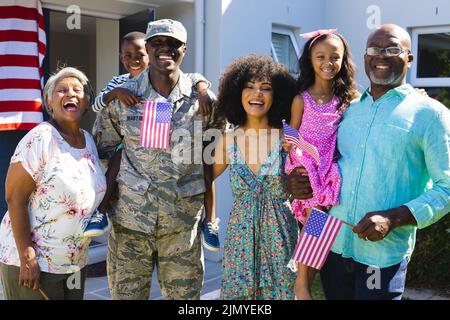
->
<box><xmin>0</xmin><ymin>0</ymin><xmax>46</xmax><ymax>131</ymax></box>
<box><xmin>282</xmin><ymin>119</ymin><xmax>320</xmax><ymax>165</ymax></box>
<box><xmin>140</xmin><ymin>101</ymin><xmax>173</xmax><ymax>149</ymax></box>
<box><xmin>291</xmin><ymin>208</ymin><xmax>342</xmax><ymax>270</ymax></box>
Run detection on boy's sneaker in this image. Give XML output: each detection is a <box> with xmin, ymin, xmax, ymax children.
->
<box><xmin>201</xmin><ymin>218</ymin><xmax>220</xmax><ymax>252</ymax></box>
<box><xmin>84</xmin><ymin>209</ymin><xmax>111</xmax><ymax>237</ymax></box>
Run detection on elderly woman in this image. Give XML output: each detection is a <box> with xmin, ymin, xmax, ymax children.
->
<box><xmin>0</xmin><ymin>67</ymin><xmax>106</xmax><ymax>300</ymax></box>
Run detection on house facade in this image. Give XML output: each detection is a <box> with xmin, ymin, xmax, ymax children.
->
<box><xmin>26</xmin><ymin>0</ymin><xmax>450</xmax><ymax>262</ymax></box>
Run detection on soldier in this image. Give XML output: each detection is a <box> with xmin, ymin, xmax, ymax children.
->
<box><xmin>93</xmin><ymin>19</ymin><xmax>224</xmax><ymax>300</ymax></box>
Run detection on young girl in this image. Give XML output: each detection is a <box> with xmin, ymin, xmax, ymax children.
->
<box><xmin>207</xmin><ymin>55</ymin><xmax>298</xmax><ymax>299</ymax></box>
<box><xmin>284</xmin><ymin>29</ymin><xmax>358</xmax><ymax>300</ymax></box>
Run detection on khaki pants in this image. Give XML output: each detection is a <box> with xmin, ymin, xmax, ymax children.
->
<box><xmin>107</xmin><ymin>195</ymin><xmax>205</xmax><ymax>300</ymax></box>
<box><xmin>0</xmin><ymin>263</ymin><xmax>86</xmax><ymax>300</ymax></box>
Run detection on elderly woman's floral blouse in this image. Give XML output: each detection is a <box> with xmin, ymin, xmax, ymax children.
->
<box><xmin>0</xmin><ymin>122</ymin><xmax>106</xmax><ymax>274</ymax></box>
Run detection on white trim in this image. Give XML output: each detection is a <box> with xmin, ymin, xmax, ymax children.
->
<box><xmin>115</xmin><ymin>0</ymin><xmax>161</xmax><ymax>8</ymax></box>
<box><xmin>272</xmin><ymin>25</ymin><xmax>300</xmax><ymax>57</ymax></box>
<box><xmin>41</xmin><ymin>3</ymin><xmax>125</xmax><ymax>20</ymax></box>
<box><xmin>195</xmin><ymin>0</ymin><xmax>205</xmax><ymax>74</ymax></box>
<box><xmin>271</xmin><ymin>25</ymin><xmax>300</xmax><ymax>76</ymax></box>
<box><xmin>409</xmin><ymin>78</ymin><xmax>450</xmax><ymax>87</ymax></box>
<box><xmin>270</xmin><ymin>42</ymin><xmax>279</xmax><ymax>62</ymax></box>
<box><xmin>410</xmin><ymin>25</ymin><xmax>450</xmax><ymax>86</ymax></box>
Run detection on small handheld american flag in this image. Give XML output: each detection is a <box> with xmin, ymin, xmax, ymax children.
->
<box><xmin>290</xmin><ymin>208</ymin><xmax>342</xmax><ymax>270</ymax></box>
<box><xmin>140</xmin><ymin>101</ymin><xmax>173</xmax><ymax>149</ymax></box>
<box><xmin>282</xmin><ymin>119</ymin><xmax>320</xmax><ymax>165</ymax></box>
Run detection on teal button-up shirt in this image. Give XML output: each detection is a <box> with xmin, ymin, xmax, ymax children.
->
<box><xmin>329</xmin><ymin>84</ymin><xmax>450</xmax><ymax>268</ymax></box>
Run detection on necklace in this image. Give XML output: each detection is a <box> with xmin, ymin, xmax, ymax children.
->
<box><xmin>317</xmin><ymin>94</ymin><xmax>328</xmax><ymax>104</ymax></box>
<box><xmin>311</xmin><ymin>92</ymin><xmax>331</xmax><ymax>104</ymax></box>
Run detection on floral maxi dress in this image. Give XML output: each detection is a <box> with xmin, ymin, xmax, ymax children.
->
<box><xmin>221</xmin><ymin>137</ymin><xmax>298</xmax><ymax>300</ymax></box>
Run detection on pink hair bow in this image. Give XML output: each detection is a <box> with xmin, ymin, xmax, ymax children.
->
<box><xmin>300</xmin><ymin>29</ymin><xmax>338</xmax><ymax>39</ymax></box>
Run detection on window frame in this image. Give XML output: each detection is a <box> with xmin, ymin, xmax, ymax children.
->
<box><xmin>271</xmin><ymin>26</ymin><xmax>300</xmax><ymax>76</ymax></box>
<box><xmin>410</xmin><ymin>25</ymin><xmax>450</xmax><ymax>87</ymax></box>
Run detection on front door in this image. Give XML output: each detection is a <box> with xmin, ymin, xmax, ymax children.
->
<box><xmin>119</xmin><ymin>9</ymin><xmax>154</xmax><ymax>74</ymax></box>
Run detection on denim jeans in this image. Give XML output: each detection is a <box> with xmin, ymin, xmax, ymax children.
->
<box><xmin>320</xmin><ymin>251</ymin><xmax>408</xmax><ymax>300</ymax></box>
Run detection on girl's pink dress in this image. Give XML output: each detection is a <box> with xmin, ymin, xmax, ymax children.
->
<box><xmin>285</xmin><ymin>91</ymin><xmax>342</xmax><ymax>224</ymax></box>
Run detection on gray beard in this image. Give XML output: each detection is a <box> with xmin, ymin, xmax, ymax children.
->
<box><xmin>369</xmin><ymin>71</ymin><xmax>397</xmax><ymax>85</ymax></box>
<box><xmin>369</xmin><ymin>71</ymin><xmax>402</xmax><ymax>86</ymax></box>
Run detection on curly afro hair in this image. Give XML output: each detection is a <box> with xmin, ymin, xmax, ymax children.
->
<box><xmin>216</xmin><ymin>55</ymin><xmax>297</xmax><ymax>129</ymax></box>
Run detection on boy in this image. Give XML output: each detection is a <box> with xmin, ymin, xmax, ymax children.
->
<box><xmin>84</xmin><ymin>31</ymin><xmax>220</xmax><ymax>252</ymax></box>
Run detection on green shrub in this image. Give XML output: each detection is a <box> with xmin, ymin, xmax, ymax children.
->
<box><xmin>406</xmin><ymin>213</ymin><xmax>450</xmax><ymax>294</ymax></box>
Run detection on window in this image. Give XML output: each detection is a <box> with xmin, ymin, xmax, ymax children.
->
<box><xmin>411</xmin><ymin>26</ymin><xmax>450</xmax><ymax>109</ymax></box>
<box><xmin>271</xmin><ymin>27</ymin><xmax>300</xmax><ymax>76</ymax></box>
<box><xmin>423</xmin><ymin>87</ymin><xmax>450</xmax><ymax>108</ymax></box>
<box><xmin>411</xmin><ymin>26</ymin><xmax>450</xmax><ymax>86</ymax></box>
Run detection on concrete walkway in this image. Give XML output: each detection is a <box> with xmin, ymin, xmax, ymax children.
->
<box><xmin>403</xmin><ymin>288</ymin><xmax>450</xmax><ymax>300</ymax></box>
<box><xmin>1</xmin><ymin>261</ymin><xmax>448</xmax><ymax>300</ymax></box>
<box><xmin>0</xmin><ymin>259</ymin><xmax>222</xmax><ymax>300</ymax></box>
<box><xmin>83</xmin><ymin>259</ymin><xmax>222</xmax><ymax>300</ymax></box>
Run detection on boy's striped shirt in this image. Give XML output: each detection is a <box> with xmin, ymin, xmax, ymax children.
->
<box><xmin>92</xmin><ymin>73</ymin><xmax>130</xmax><ymax>112</ymax></box>
<box><xmin>92</xmin><ymin>72</ymin><xmax>210</xmax><ymax>113</ymax></box>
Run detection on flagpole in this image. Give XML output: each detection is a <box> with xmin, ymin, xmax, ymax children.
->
<box><xmin>39</xmin><ymin>288</ymin><xmax>49</xmax><ymax>300</ymax></box>
<box><xmin>25</xmin><ymin>264</ymin><xmax>50</xmax><ymax>300</ymax></box>
<box><xmin>341</xmin><ymin>220</ymin><xmax>355</xmax><ymax>228</ymax></box>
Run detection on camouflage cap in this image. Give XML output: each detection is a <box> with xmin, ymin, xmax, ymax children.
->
<box><xmin>145</xmin><ymin>19</ymin><xmax>187</xmax><ymax>43</ymax></box>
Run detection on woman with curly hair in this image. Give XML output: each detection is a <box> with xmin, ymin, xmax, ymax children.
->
<box><xmin>283</xmin><ymin>29</ymin><xmax>358</xmax><ymax>300</ymax></box>
<box><xmin>206</xmin><ymin>54</ymin><xmax>299</xmax><ymax>299</ymax></box>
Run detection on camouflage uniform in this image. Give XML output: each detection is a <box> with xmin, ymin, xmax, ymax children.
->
<box><xmin>93</xmin><ymin>69</ymin><xmax>224</xmax><ymax>300</ymax></box>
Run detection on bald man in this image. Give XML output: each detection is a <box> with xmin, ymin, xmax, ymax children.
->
<box><xmin>287</xmin><ymin>24</ymin><xmax>450</xmax><ymax>300</ymax></box>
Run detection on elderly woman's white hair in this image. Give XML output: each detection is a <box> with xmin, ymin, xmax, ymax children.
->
<box><xmin>43</xmin><ymin>67</ymin><xmax>94</xmax><ymax>116</ymax></box>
